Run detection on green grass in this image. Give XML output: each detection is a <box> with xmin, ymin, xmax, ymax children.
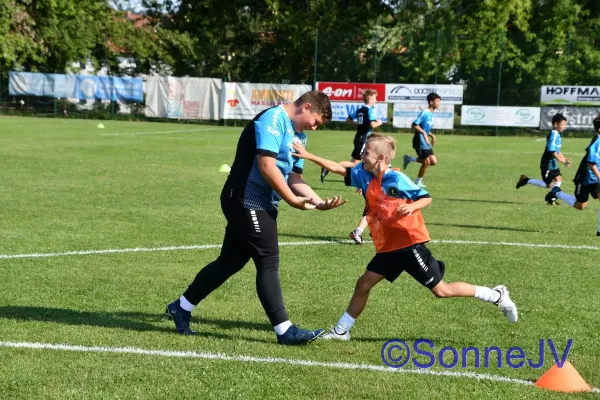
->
<box><xmin>1</xmin><ymin>116</ymin><xmax>599</xmax><ymax>399</ymax></box>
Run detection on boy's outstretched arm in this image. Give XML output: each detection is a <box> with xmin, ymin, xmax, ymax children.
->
<box><xmin>292</xmin><ymin>142</ymin><xmax>347</xmax><ymax>176</ymax></box>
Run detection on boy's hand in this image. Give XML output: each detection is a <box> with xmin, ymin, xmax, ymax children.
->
<box><xmin>288</xmin><ymin>196</ymin><xmax>316</xmax><ymax>210</ymax></box>
<box><xmin>397</xmin><ymin>203</ymin><xmax>417</xmax><ymax>217</ymax></box>
<box><xmin>292</xmin><ymin>142</ymin><xmax>310</xmax><ymax>159</ymax></box>
<box><xmin>311</xmin><ymin>195</ymin><xmax>348</xmax><ymax>210</ymax></box>
<box><xmin>564</xmin><ymin>158</ymin><xmax>572</xmax><ymax>167</ymax></box>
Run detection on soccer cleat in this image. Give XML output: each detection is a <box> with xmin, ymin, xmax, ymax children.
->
<box><xmin>320</xmin><ymin>168</ymin><xmax>329</xmax><ymax>183</ymax></box>
<box><xmin>597</xmin><ymin>231</ymin><xmax>600</xmax><ymax>237</ymax></box>
<box><xmin>350</xmin><ymin>229</ymin><xmax>363</xmax><ymax>245</ymax></box>
<box><xmin>165</xmin><ymin>300</ymin><xmax>197</xmax><ymax>335</ymax></box>
<box><xmin>516</xmin><ymin>175</ymin><xmax>529</xmax><ymax>189</ymax></box>
<box><xmin>277</xmin><ymin>325</ymin><xmax>324</xmax><ymax>345</ymax></box>
<box><xmin>493</xmin><ymin>285</ymin><xmax>518</xmax><ymax>323</ymax></box>
<box><xmin>402</xmin><ymin>154</ymin><xmax>411</xmax><ymax>170</ymax></box>
<box><xmin>416</xmin><ymin>182</ymin><xmax>427</xmax><ymax>188</ymax></box>
<box><xmin>545</xmin><ymin>186</ymin><xmax>561</xmax><ymax>203</ymax></box>
<box><xmin>321</xmin><ymin>327</ymin><xmax>350</xmax><ymax>341</ymax></box>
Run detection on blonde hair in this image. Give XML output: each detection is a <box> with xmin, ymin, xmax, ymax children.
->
<box><xmin>366</xmin><ymin>133</ymin><xmax>396</xmax><ymax>163</ymax></box>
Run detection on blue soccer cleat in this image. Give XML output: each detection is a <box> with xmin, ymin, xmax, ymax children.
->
<box><xmin>165</xmin><ymin>299</ymin><xmax>196</xmax><ymax>335</ymax></box>
<box><xmin>277</xmin><ymin>325</ymin><xmax>324</xmax><ymax>345</ymax></box>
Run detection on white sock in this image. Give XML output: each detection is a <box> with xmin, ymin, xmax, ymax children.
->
<box><xmin>474</xmin><ymin>286</ymin><xmax>501</xmax><ymax>303</ymax></box>
<box><xmin>527</xmin><ymin>179</ymin><xmax>547</xmax><ymax>188</ymax></box>
<box><xmin>597</xmin><ymin>210</ymin><xmax>600</xmax><ymax>233</ymax></box>
<box><xmin>355</xmin><ymin>227</ymin><xmax>364</xmax><ymax>235</ymax></box>
<box><xmin>553</xmin><ymin>181</ymin><xmax>562</xmax><ymax>188</ymax></box>
<box><xmin>334</xmin><ymin>312</ymin><xmax>356</xmax><ymax>334</ymax></box>
<box><xmin>179</xmin><ymin>295</ymin><xmax>195</xmax><ymax>312</ymax></box>
<box><xmin>556</xmin><ymin>191</ymin><xmax>577</xmax><ymax>207</ymax></box>
<box><xmin>274</xmin><ymin>320</ymin><xmax>292</xmax><ymax>335</ymax></box>
<box><xmin>415</xmin><ymin>177</ymin><xmax>423</xmax><ymax>185</ymax></box>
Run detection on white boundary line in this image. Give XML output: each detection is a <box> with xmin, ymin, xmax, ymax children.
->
<box><xmin>1</xmin><ymin>340</ymin><xmax>587</xmax><ymax>391</ymax></box>
<box><xmin>99</xmin><ymin>128</ymin><xmax>218</xmax><ymax>136</ymax></box>
<box><xmin>2</xmin><ymin>239</ymin><xmax>600</xmax><ymax>260</ymax></box>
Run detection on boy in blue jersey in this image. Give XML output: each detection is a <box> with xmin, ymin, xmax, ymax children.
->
<box><xmin>402</xmin><ymin>93</ymin><xmax>440</xmax><ymax>188</ymax></box>
<box><xmin>293</xmin><ymin>134</ymin><xmax>518</xmax><ymax>341</ymax></box>
<box><xmin>546</xmin><ymin>116</ymin><xmax>600</xmax><ymax>236</ymax></box>
<box><xmin>320</xmin><ymin>89</ymin><xmax>382</xmax><ymax>244</ymax></box>
<box><xmin>165</xmin><ymin>91</ymin><xmax>348</xmax><ymax>345</ymax></box>
<box><xmin>516</xmin><ymin>113</ymin><xmax>572</xmax><ymax>204</ymax></box>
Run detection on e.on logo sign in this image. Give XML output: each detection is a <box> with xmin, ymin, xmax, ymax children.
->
<box><xmin>317</xmin><ymin>82</ymin><xmax>386</xmax><ymax>101</ymax></box>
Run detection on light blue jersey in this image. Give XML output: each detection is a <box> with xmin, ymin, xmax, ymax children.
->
<box><xmin>345</xmin><ymin>164</ymin><xmax>429</xmax><ymax>200</ymax></box>
<box><xmin>541</xmin><ymin>130</ymin><xmax>562</xmax><ymax>170</ymax></box>
<box><xmin>584</xmin><ymin>134</ymin><xmax>600</xmax><ymax>185</ymax></box>
<box><xmin>412</xmin><ymin>109</ymin><xmax>434</xmax><ymax>150</ymax></box>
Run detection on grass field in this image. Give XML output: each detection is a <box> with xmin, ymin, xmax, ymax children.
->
<box><xmin>1</xmin><ymin>116</ymin><xmax>599</xmax><ymax>399</ymax></box>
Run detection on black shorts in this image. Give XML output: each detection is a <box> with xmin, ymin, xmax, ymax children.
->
<box><xmin>414</xmin><ymin>147</ymin><xmax>434</xmax><ymax>159</ymax></box>
<box><xmin>574</xmin><ymin>182</ymin><xmax>600</xmax><ymax>204</ymax></box>
<box><xmin>541</xmin><ymin>168</ymin><xmax>561</xmax><ymax>185</ymax></box>
<box><xmin>221</xmin><ymin>188</ymin><xmax>279</xmax><ymax>258</ymax></box>
<box><xmin>351</xmin><ymin>134</ymin><xmax>368</xmax><ymax>160</ymax></box>
<box><xmin>366</xmin><ymin>244</ymin><xmax>445</xmax><ymax>289</ymax></box>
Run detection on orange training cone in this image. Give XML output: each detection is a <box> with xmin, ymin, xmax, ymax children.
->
<box><xmin>535</xmin><ymin>361</ymin><xmax>592</xmax><ymax>393</ymax></box>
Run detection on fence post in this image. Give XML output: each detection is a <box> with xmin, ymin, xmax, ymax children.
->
<box><xmin>313</xmin><ymin>29</ymin><xmax>318</xmax><ymax>90</ymax></box>
<box><xmin>495</xmin><ymin>34</ymin><xmax>505</xmax><ymax>135</ymax></box>
<box><xmin>54</xmin><ymin>99</ymin><xmax>57</xmax><ymax>117</ymax></box>
<box><xmin>565</xmin><ymin>30</ymin><xmax>571</xmax><ymax>85</ymax></box>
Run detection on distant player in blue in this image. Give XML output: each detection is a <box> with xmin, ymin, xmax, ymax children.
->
<box><xmin>320</xmin><ymin>89</ymin><xmax>382</xmax><ymax>244</ymax></box>
<box><xmin>402</xmin><ymin>93</ymin><xmax>440</xmax><ymax>188</ymax></box>
<box><xmin>547</xmin><ymin>115</ymin><xmax>600</xmax><ymax>236</ymax></box>
<box><xmin>516</xmin><ymin>113</ymin><xmax>572</xmax><ymax>204</ymax></box>
<box><xmin>165</xmin><ymin>91</ymin><xmax>348</xmax><ymax>345</ymax></box>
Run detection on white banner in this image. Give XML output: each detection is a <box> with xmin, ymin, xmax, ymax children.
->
<box><xmin>145</xmin><ymin>76</ymin><xmax>222</xmax><ymax>120</ymax></box>
<box><xmin>461</xmin><ymin>106</ymin><xmax>540</xmax><ymax>127</ymax></box>
<box><xmin>331</xmin><ymin>102</ymin><xmax>388</xmax><ymax>123</ymax></box>
<box><xmin>385</xmin><ymin>84</ymin><xmax>463</xmax><ymax>104</ymax></box>
<box><xmin>392</xmin><ymin>104</ymin><xmax>454</xmax><ymax>129</ymax></box>
<box><xmin>541</xmin><ymin>85</ymin><xmax>600</xmax><ymax>105</ymax></box>
<box><xmin>221</xmin><ymin>83</ymin><xmax>312</xmax><ymax>120</ymax></box>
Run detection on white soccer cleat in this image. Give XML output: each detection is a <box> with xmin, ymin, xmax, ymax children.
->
<box><xmin>320</xmin><ymin>327</ymin><xmax>350</xmax><ymax>341</ymax></box>
<box><xmin>493</xmin><ymin>285</ymin><xmax>518</xmax><ymax>323</ymax></box>
<box><xmin>416</xmin><ymin>182</ymin><xmax>427</xmax><ymax>188</ymax></box>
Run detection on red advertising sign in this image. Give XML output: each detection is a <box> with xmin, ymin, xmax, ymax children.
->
<box><xmin>316</xmin><ymin>82</ymin><xmax>387</xmax><ymax>102</ymax></box>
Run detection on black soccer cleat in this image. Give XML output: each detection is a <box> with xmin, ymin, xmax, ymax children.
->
<box><xmin>277</xmin><ymin>325</ymin><xmax>324</xmax><ymax>345</ymax></box>
<box><xmin>545</xmin><ymin>186</ymin><xmax>561</xmax><ymax>203</ymax></box>
<box><xmin>516</xmin><ymin>175</ymin><xmax>529</xmax><ymax>189</ymax></box>
<box><xmin>165</xmin><ymin>300</ymin><xmax>197</xmax><ymax>335</ymax></box>
<box><xmin>320</xmin><ymin>168</ymin><xmax>329</xmax><ymax>183</ymax></box>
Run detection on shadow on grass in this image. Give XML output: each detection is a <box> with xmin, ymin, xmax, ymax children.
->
<box><xmin>435</xmin><ymin>197</ymin><xmax>528</xmax><ymax>205</ymax></box>
<box><xmin>428</xmin><ymin>222</ymin><xmax>541</xmax><ymax>233</ymax></box>
<box><xmin>278</xmin><ymin>232</ymin><xmax>357</xmax><ymax>243</ymax></box>
<box><xmin>0</xmin><ymin>306</ymin><xmax>274</xmax><ymax>343</ymax></box>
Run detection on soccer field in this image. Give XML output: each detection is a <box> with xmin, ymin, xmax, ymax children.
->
<box><xmin>1</xmin><ymin>116</ymin><xmax>599</xmax><ymax>399</ymax></box>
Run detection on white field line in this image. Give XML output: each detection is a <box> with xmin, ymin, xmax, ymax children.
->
<box><xmin>1</xmin><ymin>239</ymin><xmax>600</xmax><ymax>260</ymax></box>
<box><xmin>1</xmin><ymin>340</ymin><xmax>587</xmax><ymax>392</ymax></box>
<box><xmin>99</xmin><ymin>128</ymin><xmax>218</xmax><ymax>136</ymax></box>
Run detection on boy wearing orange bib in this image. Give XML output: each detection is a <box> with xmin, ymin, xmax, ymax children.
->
<box><xmin>292</xmin><ymin>134</ymin><xmax>518</xmax><ymax>340</ymax></box>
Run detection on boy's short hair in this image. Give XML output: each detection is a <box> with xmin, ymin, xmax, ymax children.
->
<box><xmin>427</xmin><ymin>93</ymin><xmax>441</xmax><ymax>103</ymax></box>
<box><xmin>362</xmin><ymin>89</ymin><xmax>378</xmax><ymax>103</ymax></box>
<box><xmin>366</xmin><ymin>133</ymin><xmax>396</xmax><ymax>163</ymax></box>
<box><xmin>593</xmin><ymin>114</ymin><xmax>600</xmax><ymax>132</ymax></box>
<box><xmin>295</xmin><ymin>90</ymin><xmax>332</xmax><ymax>122</ymax></box>
<box><xmin>551</xmin><ymin>113</ymin><xmax>567</xmax><ymax>125</ymax></box>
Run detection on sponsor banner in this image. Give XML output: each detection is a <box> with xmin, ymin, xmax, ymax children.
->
<box><xmin>540</xmin><ymin>106</ymin><xmax>600</xmax><ymax>130</ymax></box>
<box><xmin>331</xmin><ymin>102</ymin><xmax>388</xmax><ymax>123</ymax></box>
<box><xmin>385</xmin><ymin>84</ymin><xmax>463</xmax><ymax>104</ymax></box>
<box><xmin>9</xmin><ymin>72</ymin><xmax>76</xmax><ymax>98</ymax></box>
<box><xmin>461</xmin><ymin>106</ymin><xmax>540</xmax><ymax>127</ymax></box>
<box><xmin>75</xmin><ymin>76</ymin><xmax>143</xmax><ymax>102</ymax></box>
<box><xmin>392</xmin><ymin>103</ymin><xmax>454</xmax><ymax>129</ymax></box>
<box><xmin>221</xmin><ymin>83</ymin><xmax>311</xmax><ymax>120</ymax></box>
<box><xmin>145</xmin><ymin>76</ymin><xmax>222</xmax><ymax>120</ymax></box>
<box><xmin>541</xmin><ymin>85</ymin><xmax>600</xmax><ymax>105</ymax></box>
<box><xmin>316</xmin><ymin>82</ymin><xmax>387</xmax><ymax>102</ymax></box>
<box><xmin>9</xmin><ymin>72</ymin><xmax>143</xmax><ymax>101</ymax></box>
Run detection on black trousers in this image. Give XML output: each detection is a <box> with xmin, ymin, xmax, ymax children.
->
<box><xmin>183</xmin><ymin>187</ymin><xmax>288</xmax><ymax>326</ymax></box>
